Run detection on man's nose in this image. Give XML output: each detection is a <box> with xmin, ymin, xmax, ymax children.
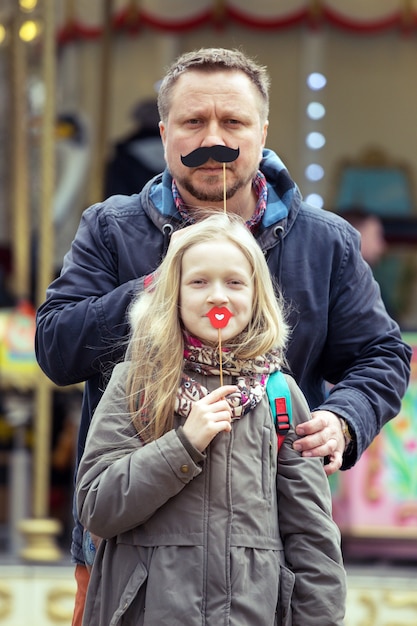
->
<box><xmin>201</xmin><ymin>122</ymin><xmax>225</xmax><ymax>148</ymax></box>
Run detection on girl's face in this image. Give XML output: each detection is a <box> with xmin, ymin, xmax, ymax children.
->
<box><xmin>180</xmin><ymin>238</ymin><xmax>254</xmax><ymax>344</ymax></box>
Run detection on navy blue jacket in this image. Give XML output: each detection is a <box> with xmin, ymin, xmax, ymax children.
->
<box><xmin>35</xmin><ymin>149</ymin><xmax>411</xmax><ymax>563</ymax></box>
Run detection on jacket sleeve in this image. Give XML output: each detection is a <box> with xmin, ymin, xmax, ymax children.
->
<box><xmin>319</xmin><ymin>226</ymin><xmax>411</xmax><ymax>469</ymax></box>
<box><xmin>284</xmin><ymin>214</ymin><xmax>411</xmax><ymax>470</ymax></box>
<box><xmin>278</xmin><ymin>378</ymin><xmax>346</xmax><ymax>626</ymax></box>
<box><xmin>35</xmin><ymin>202</ymin><xmax>146</xmax><ymax>385</ymax></box>
<box><xmin>76</xmin><ymin>363</ymin><xmax>204</xmax><ymax>539</ymax></box>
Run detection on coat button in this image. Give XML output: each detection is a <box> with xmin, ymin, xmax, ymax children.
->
<box><xmin>180</xmin><ymin>464</ymin><xmax>189</xmax><ymax>474</ymax></box>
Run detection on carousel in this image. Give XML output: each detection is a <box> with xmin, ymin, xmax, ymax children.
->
<box><xmin>0</xmin><ymin>1</ymin><xmax>416</xmax><ymax>624</ymax></box>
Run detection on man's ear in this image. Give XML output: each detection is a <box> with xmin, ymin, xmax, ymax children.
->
<box><xmin>261</xmin><ymin>120</ymin><xmax>269</xmax><ymax>147</ymax></box>
<box><xmin>159</xmin><ymin>121</ymin><xmax>166</xmax><ymax>145</ymax></box>
<box><xmin>259</xmin><ymin>120</ymin><xmax>268</xmax><ymax>160</ymax></box>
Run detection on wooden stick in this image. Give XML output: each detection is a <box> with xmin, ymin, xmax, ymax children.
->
<box><xmin>218</xmin><ymin>328</ymin><xmax>223</xmax><ymax>385</ymax></box>
<box><xmin>221</xmin><ymin>161</ymin><xmax>226</xmax><ymax>380</ymax></box>
<box><xmin>223</xmin><ymin>162</ymin><xmax>227</xmax><ymax>213</ymax></box>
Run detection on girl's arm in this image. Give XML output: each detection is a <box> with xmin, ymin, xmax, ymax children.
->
<box><xmin>76</xmin><ymin>362</ymin><xmax>204</xmax><ymax>538</ymax></box>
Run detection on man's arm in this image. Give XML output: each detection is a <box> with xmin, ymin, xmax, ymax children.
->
<box><xmin>288</xmin><ymin>220</ymin><xmax>411</xmax><ymax>474</ymax></box>
<box><xmin>35</xmin><ymin>201</ymin><xmax>155</xmax><ymax>385</ymax></box>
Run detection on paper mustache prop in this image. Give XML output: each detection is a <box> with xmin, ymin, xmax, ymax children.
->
<box><xmin>181</xmin><ymin>145</ymin><xmax>240</xmax><ymax>213</ymax></box>
<box><xmin>181</xmin><ymin>145</ymin><xmax>239</xmax><ymax>167</ymax></box>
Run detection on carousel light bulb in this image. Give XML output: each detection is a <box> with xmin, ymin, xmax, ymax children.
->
<box><xmin>19</xmin><ymin>20</ymin><xmax>41</xmax><ymax>42</ymax></box>
<box><xmin>19</xmin><ymin>0</ymin><xmax>38</xmax><ymax>12</ymax></box>
<box><xmin>0</xmin><ymin>24</ymin><xmax>7</xmax><ymax>46</ymax></box>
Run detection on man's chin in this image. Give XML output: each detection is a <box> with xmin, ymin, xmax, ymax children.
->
<box><xmin>181</xmin><ymin>182</ymin><xmax>227</xmax><ymax>204</ymax></box>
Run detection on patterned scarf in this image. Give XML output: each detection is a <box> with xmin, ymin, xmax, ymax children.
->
<box><xmin>175</xmin><ymin>335</ymin><xmax>282</xmax><ymax>420</ymax></box>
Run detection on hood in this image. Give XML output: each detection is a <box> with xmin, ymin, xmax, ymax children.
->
<box><xmin>259</xmin><ymin>149</ymin><xmax>302</xmax><ymax>228</ymax></box>
<box><xmin>143</xmin><ymin>148</ymin><xmax>303</xmax><ymax>237</ymax></box>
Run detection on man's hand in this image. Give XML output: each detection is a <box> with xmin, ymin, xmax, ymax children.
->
<box><xmin>293</xmin><ymin>410</ymin><xmax>345</xmax><ymax>475</ymax></box>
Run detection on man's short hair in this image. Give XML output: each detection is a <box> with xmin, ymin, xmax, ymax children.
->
<box><xmin>157</xmin><ymin>47</ymin><xmax>270</xmax><ymax>124</ymax></box>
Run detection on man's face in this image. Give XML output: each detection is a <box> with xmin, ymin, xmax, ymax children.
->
<box><xmin>159</xmin><ymin>69</ymin><xmax>268</xmax><ymax>211</ymax></box>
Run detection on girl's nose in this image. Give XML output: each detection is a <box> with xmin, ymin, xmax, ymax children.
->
<box><xmin>208</xmin><ymin>283</ymin><xmax>228</xmax><ymax>304</ymax></box>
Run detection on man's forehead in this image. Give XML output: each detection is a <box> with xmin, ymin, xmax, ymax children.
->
<box><xmin>173</xmin><ymin>68</ymin><xmax>253</xmax><ymax>92</ymax></box>
<box><xmin>171</xmin><ymin>71</ymin><xmax>260</xmax><ymax>109</ymax></box>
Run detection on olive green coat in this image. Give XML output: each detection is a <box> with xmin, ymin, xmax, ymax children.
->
<box><xmin>76</xmin><ymin>362</ymin><xmax>346</xmax><ymax>625</ymax></box>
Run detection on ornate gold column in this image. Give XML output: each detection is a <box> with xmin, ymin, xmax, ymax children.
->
<box><xmin>10</xmin><ymin>4</ymin><xmax>30</xmax><ymax>302</ymax></box>
<box><xmin>89</xmin><ymin>0</ymin><xmax>114</xmax><ymax>203</ymax></box>
<box><xmin>18</xmin><ymin>0</ymin><xmax>62</xmax><ymax>562</ymax></box>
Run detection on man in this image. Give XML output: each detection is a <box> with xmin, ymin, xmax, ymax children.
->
<box><xmin>339</xmin><ymin>207</ymin><xmax>387</xmax><ymax>267</ymax></box>
<box><xmin>35</xmin><ymin>48</ymin><xmax>411</xmax><ymax>625</ymax></box>
<box><xmin>104</xmin><ymin>98</ymin><xmax>165</xmax><ymax>197</ymax></box>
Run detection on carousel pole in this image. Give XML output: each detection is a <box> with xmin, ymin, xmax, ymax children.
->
<box><xmin>8</xmin><ymin>2</ymin><xmax>32</xmax><ymax>559</ymax></box>
<box><xmin>89</xmin><ymin>0</ymin><xmax>114</xmax><ymax>203</ymax></box>
<box><xmin>11</xmin><ymin>4</ymin><xmax>30</xmax><ymax>301</ymax></box>
<box><xmin>34</xmin><ymin>0</ymin><xmax>56</xmax><ymax>520</ymax></box>
<box><xmin>18</xmin><ymin>0</ymin><xmax>62</xmax><ymax>562</ymax></box>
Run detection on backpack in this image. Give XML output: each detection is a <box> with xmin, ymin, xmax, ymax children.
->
<box><xmin>266</xmin><ymin>371</ymin><xmax>292</xmax><ymax>451</ymax></box>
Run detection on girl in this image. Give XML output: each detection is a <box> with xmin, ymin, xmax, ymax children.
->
<box><xmin>76</xmin><ymin>213</ymin><xmax>346</xmax><ymax>625</ymax></box>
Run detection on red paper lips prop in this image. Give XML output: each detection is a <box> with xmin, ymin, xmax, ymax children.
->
<box><xmin>206</xmin><ymin>306</ymin><xmax>233</xmax><ymax>329</ymax></box>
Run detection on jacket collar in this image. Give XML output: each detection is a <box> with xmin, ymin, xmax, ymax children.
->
<box><xmin>145</xmin><ymin>148</ymin><xmax>302</xmax><ymax>239</ymax></box>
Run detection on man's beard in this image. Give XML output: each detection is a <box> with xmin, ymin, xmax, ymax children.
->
<box><xmin>176</xmin><ymin>170</ymin><xmax>256</xmax><ymax>203</ymax></box>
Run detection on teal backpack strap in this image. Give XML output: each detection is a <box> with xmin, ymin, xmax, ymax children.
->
<box><xmin>266</xmin><ymin>371</ymin><xmax>292</xmax><ymax>451</ymax></box>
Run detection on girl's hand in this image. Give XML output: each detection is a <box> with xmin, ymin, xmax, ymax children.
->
<box><xmin>182</xmin><ymin>385</ymin><xmax>238</xmax><ymax>452</ymax></box>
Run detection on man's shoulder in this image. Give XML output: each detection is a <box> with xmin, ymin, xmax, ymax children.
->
<box><xmin>81</xmin><ymin>191</ymin><xmax>159</xmax><ymax>233</ymax></box>
<box><xmin>297</xmin><ymin>202</ymin><xmax>346</xmax><ymax>227</ymax></box>
<box><xmin>85</xmin><ymin>193</ymin><xmax>144</xmax><ymax>217</ymax></box>
<box><xmin>293</xmin><ymin>202</ymin><xmax>355</xmax><ymax>239</ymax></box>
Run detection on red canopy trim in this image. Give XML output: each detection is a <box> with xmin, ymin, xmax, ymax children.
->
<box><xmin>323</xmin><ymin>6</ymin><xmax>403</xmax><ymax>33</ymax></box>
<box><xmin>112</xmin><ymin>6</ymin><xmax>213</xmax><ymax>34</ymax></box>
<box><xmin>226</xmin><ymin>5</ymin><xmax>308</xmax><ymax>30</ymax></box>
<box><xmin>56</xmin><ymin>2</ymin><xmax>417</xmax><ymax>44</ymax></box>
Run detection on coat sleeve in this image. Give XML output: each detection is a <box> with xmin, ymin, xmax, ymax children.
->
<box><xmin>76</xmin><ymin>363</ymin><xmax>204</xmax><ymax>539</ymax></box>
<box><xmin>278</xmin><ymin>377</ymin><xmax>347</xmax><ymax>626</ymax></box>
<box><xmin>35</xmin><ymin>201</ymin><xmax>147</xmax><ymax>386</ymax></box>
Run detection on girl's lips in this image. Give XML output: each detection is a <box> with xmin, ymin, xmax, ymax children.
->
<box><xmin>206</xmin><ymin>306</ymin><xmax>234</xmax><ymax>329</ymax></box>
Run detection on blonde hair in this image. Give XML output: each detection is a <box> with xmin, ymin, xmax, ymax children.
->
<box><xmin>127</xmin><ymin>212</ymin><xmax>288</xmax><ymax>442</ymax></box>
<box><xmin>158</xmin><ymin>47</ymin><xmax>270</xmax><ymax>124</ymax></box>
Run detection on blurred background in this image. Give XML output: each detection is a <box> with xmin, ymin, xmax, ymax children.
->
<box><xmin>0</xmin><ymin>1</ymin><xmax>416</xmax><ymax>624</ymax></box>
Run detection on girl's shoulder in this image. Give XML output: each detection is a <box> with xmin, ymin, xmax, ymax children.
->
<box><xmin>102</xmin><ymin>360</ymin><xmax>131</xmax><ymax>393</ymax></box>
<box><xmin>282</xmin><ymin>373</ymin><xmax>312</xmax><ymax>426</ymax></box>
